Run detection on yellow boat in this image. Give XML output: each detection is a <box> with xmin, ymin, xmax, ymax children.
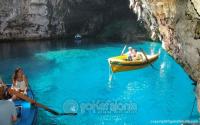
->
<box><xmin>108</xmin><ymin>52</ymin><xmax>159</xmax><ymax>73</ymax></box>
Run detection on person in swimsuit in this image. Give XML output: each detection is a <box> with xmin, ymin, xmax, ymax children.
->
<box><xmin>11</xmin><ymin>68</ymin><xmax>28</xmax><ymax>100</ymax></box>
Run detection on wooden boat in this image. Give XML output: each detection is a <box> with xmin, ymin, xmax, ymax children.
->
<box><xmin>7</xmin><ymin>85</ymin><xmax>38</xmax><ymax>125</ymax></box>
<box><xmin>74</xmin><ymin>33</ymin><xmax>82</xmax><ymax>40</ymax></box>
<box><xmin>108</xmin><ymin>52</ymin><xmax>159</xmax><ymax>73</ymax></box>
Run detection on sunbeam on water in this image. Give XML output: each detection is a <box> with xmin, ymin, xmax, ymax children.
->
<box><xmin>0</xmin><ymin>41</ymin><xmax>196</xmax><ymax>125</ymax></box>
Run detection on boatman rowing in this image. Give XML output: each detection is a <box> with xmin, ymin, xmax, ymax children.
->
<box><xmin>127</xmin><ymin>47</ymin><xmax>137</xmax><ymax>61</ymax></box>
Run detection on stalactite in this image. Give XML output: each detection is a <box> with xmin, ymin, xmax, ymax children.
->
<box><xmin>141</xmin><ymin>4</ymin><xmax>146</xmax><ymax>20</ymax></box>
<box><xmin>134</xmin><ymin>1</ymin><xmax>138</xmax><ymax>14</ymax></box>
<box><xmin>137</xmin><ymin>5</ymin><xmax>142</xmax><ymax>21</ymax></box>
<box><xmin>129</xmin><ymin>0</ymin><xmax>135</xmax><ymax>9</ymax></box>
<box><xmin>151</xmin><ymin>31</ymin><xmax>156</xmax><ymax>40</ymax></box>
<box><xmin>133</xmin><ymin>0</ymin><xmax>143</xmax><ymax>21</ymax></box>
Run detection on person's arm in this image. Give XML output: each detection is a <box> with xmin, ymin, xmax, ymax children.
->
<box><xmin>12</xmin><ymin>77</ymin><xmax>16</xmax><ymax>88</ymax></box>
<box><xmin>24</xmin><ymin>76</ymin><xmax>28</xmax><ymax>88</ymax></box>
<box><xmin>0</xmin><ymin>79</ymin><xmax>7</xmax><ymax>88</ymax></box>
<box><xmin>126</xmin><ymin>51</ymin><xmax>130</xmax><ymax>55</ymax></box>
<box><xmin>10</xmin><ymin>101</ymin><xmax>17</xmax><ymax>122</ymax></box>
<box><xmin>12</xmin><ymin>115</ymin><xmax>17</xmax><ymax>122</ymax></box>
<box><xmin>23</xmin><ymin>75</ymin><xmax>28</xmax><ymax>94</ymax></box>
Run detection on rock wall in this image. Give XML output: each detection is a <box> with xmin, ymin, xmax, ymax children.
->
<box><xmin>0</xmin><ymin>0</ymin><xmax>59</xmax><ymax>40</ymax></box>
<box><xmin>0</xmin><ymin>0</ymin><xmax>146</xmax><ymax>41</ymax></box>
<box><xmin>129</xmin><ymin>0</ymin><xmax>200</xmax><ymax>81</ymax></box>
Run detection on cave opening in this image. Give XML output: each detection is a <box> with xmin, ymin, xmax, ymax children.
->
<box><xmin>62</xmin><ymin>0</ymin><xmax>148</xmax><ymax>41</ymax></box>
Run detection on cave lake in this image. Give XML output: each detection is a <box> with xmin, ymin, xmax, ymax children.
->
<box><xmin>0</xmin><ymin>40</ymin><xmax>197</xmax><ymax>125</ymax></box>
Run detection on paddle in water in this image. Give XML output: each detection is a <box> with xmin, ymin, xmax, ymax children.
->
<box><xmin>8</xmin><ymin>89</ymin><xmax>77</xmax><ymax>116</ymax></box>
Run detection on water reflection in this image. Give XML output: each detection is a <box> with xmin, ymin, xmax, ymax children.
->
<box><xmin>0</xmin><ymin>39</ymin><xmax>118</xmax><ymax>59</ymax></box>
<box><xmin>0</xmin><ymin>39</ymin><xmax>154</xmax><ymax>60</ymax></box>
<box><xmin>0</xmin><ymin>40</ymin><xmax>69</xmax><ymax>59</ymax></box>
<box><xmin>74</xmin><ymin>40</ymin><xmax>82</xmax><ymax>45</ymax></box>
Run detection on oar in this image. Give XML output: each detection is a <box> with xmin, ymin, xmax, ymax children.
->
<box><xmin>121</xmin><ymin>44</ymin><xmax>127</xmax><ymax>55</ymax></box>
<box><xmin>140</xmin><ymin>48</ymin><xmax>159</xmax><ymax>71</ymax></box>
<box><xmin>8</xmin><ymin>89</ymin><xmax>77</xmax><ymax>116</ymax></box>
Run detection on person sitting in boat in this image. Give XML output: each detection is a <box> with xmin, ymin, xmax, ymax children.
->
<box><xmin>0</xmin><ymin>76</ymin><xmax>7</xmax><ymax>100</ymax></box>
<box><xmin>127</xmin><ymin>47</ymin><xmax>137</xmax><ymax>61</ymax></box>
<box><xmin>0</xmin><ymin>97</ymin><xmax>17</xmax><ymax>125</ymax></box>
<box><xmin>0</xmin><ymin>76</ymin><xmax>7</xmax><ymax>88</ymax></box>
<box><xmin>12</xmin><ymin>67</ymin><xmax>28</xmax><ymax>96</ymax></box>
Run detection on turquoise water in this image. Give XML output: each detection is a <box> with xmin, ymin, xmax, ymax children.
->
<box><xmin>0</xmin><ymin>41</ymin><xmax>196</xmax><ymax>125</ymax></box>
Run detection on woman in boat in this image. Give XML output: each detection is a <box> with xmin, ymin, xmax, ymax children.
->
<box><xmin>127</xmin><ymin>47</ymin><xmax>137</xmax><ymax>61</ymax></box>
<box><xmin>12</xmin><ymin>67</ymin><xmax>28</xmax><ymax>95</ymax></box>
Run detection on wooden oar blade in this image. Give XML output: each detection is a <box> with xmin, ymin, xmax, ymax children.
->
<box><xmin>8</xmin><ymin>89</ymin><xmax>60</xmax><ymax>115</ymax></box>
<box><xmin>35</xmin><ymin>103</ymin><xmax>60</xmax><ymax>115</ymax></box>
<box><xmin>8</xmin><ymin>88</ymin><xmax>78</xmax><ymax>116</ymax></box>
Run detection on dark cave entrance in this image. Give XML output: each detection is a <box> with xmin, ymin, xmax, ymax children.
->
<box><xmin>62</xmin><ymin>0</ymin><xmax>147</xmax><ymax>41</ymax></box>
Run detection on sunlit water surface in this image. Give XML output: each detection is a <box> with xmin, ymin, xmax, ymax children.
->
<box><xmin>0</xmin><ymin>40</ymin><xmax>196</xmax><ymax>125</ymax></box>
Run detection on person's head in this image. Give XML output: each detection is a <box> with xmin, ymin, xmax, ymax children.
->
<box><xmin>128</xmin><ymin>47</ymin><xmax>133</xmax><ymax>51</ymax></box>
<box><xmin>13</xmin><ymin>67</ymin><xmax>24</xmax><ymax>82</ymax></box>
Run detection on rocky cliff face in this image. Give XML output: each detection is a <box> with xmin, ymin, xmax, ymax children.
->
<box><xmin>0</xmin><ymin>0</ymin><xmax>55</xmax><ymax>40</ymax></box>
<box><xmin>129</xmin><ymin>0</ymin><xmax>200</xmax><ymax>81</ymax></box>
<box><xmin>0</xmin><ymin>0</ymin><xmax>146</xmax><ymax>41</ymax></box>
